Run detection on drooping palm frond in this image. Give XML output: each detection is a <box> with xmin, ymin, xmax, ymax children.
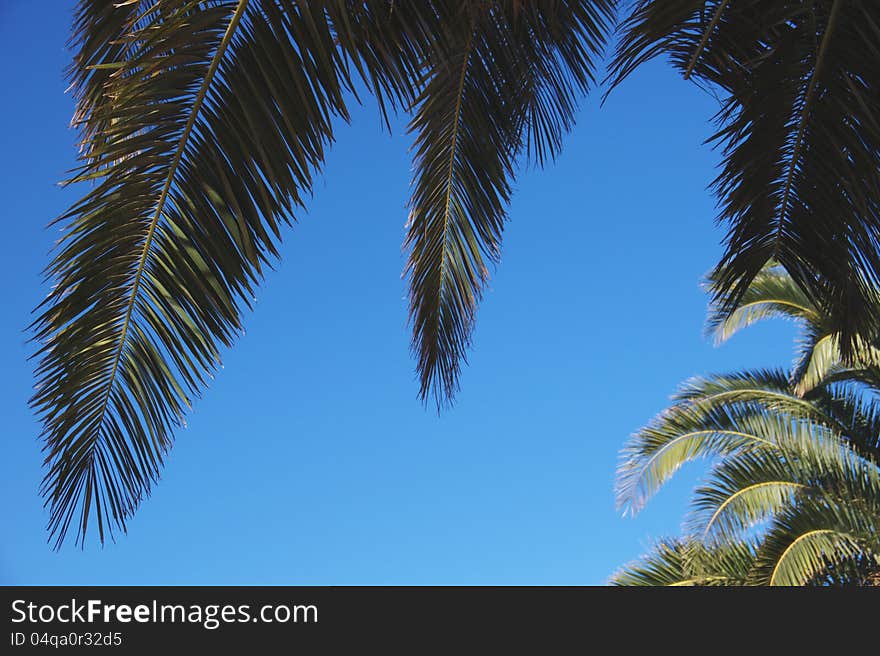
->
<box><xmin>403</xmin><ymin>0</ymin><xmax>615</xmax><ymax>406</ymax></box>
<box><xmin>31</xmin><ymin>0</ymin><xmax>372</xmax><ymax>548</ymax></box>
<box><xmin>608</xmin><ymin>0</ymin><xmax>880</xmax><ymax>361</ymax></box>
<box><xmin>610</xmin><ymin>537</ymin><xmax>756</xmax><ymax>586</ymax></box>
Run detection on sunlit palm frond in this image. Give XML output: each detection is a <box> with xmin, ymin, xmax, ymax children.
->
<box><xmin>750</xmin><ymin>497</ymin><xmax>880</xmax><ymax>586</ymax></box>
<box><xmin>672</xmin><ymin>369</ymin><xmax>805</xmax><ymax>409</ymax></box>
<box><xmin>617</xmin><ymin>265</ymin><xmax>880</xmax><ymax>585</ymax></box>
<box><xmin>609</xmin><ymin>0</ymin><xmax>880</xmax><ymax>361</ymax></box>
<box><xmin>690</xmin><ymin>418</ymin><xmax>880</xmax><ymax>544</ymax></box>
<box><xmin>610</xmin><ymin>538</ymin><xmax>755</xmax><ymax>586</ymax></box>
<box><xmin>689</xmin><ymin>453</ymin><xmax>807</xmax><ymax>545</ymax></box>
<box><xmin>616</xmin><ymin>369</ymin><xmax>816</xmax><ymax>514</ymax></box>
<box><xmin>705</xmin><ymin>262</ymin><xmax>880</xmax><ymax>395</ymax></box>
<box><xmin>706</xmin><ymin>262</ymin><xmax>822</xmax><ymax>345</ymax></box>
<box><xmin>792</xmin><ymin>331</ymin><xmax>880</xmax><ymax>396</ymax></box>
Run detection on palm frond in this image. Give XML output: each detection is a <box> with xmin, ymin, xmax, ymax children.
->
<box><xmin>751</xmin><ymin>499</ymin><xmax>880</xmax><ymax>586</ymax></box>
<box><xmin>617</xmin><ymin>257</ymin><xmax>880</xmax><ymax>585</ymax></box>
<box><xmin>690</xmin><ymin>418</ymin><xmax>880</xmax><ymax>544</ymax></box>
<box><xmin>31</xmin><ymin>0</ymin><xmax>354</xmax><ymax>548</ymax></box>
<box><xmin>610</xmin><ymin>537</ymin><xmax>755</xmax><ymax>586</ymax></box>
<box><xmin>706</xmin><ymin>262</ymin><xmax>822</xmax><ymax>345</ymax></box>
<box><xmin>705</xmin><ymin>262</ymin><xmax>880</xmax><ymax>397</ymax></box>
<box><xmin>792</xmin><ymin>332</ymin><xmax>880</xmax><ymax>396</ymax></box>
<box><xmin>403</xmin><ymin>0</ymin><xmax>614</xmax><ymax>406</ymax></box>
<box><xmin>611</xmin><ymin>539</ymin><xmax>692</xmax><ymax>586</ymax></box>
<box><xmin>807</xmin><ymin>381</ymin><xmax>880</xmax><ymax>459</ymax></box>
<box><xmin>33</xmin><ymin>0</ymin><xmax>618</xmax><ymax>546</ymax></box>
<box><xmin>692</xmin><ymin>466</ymin><xmax>805</xmax><ymax>545</ymax></box>
<box><xmin>609</xmin><ymin>0</ymin><xmax>880</xmax><ymax>360</ymax></box>
<box><xmin>616</xmin><ymin>368</ymin><xmax>849</xmax><ymax>514</ymax></box>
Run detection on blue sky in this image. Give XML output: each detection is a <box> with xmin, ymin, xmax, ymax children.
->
<box><xmin>0</xmin><ymin>3</ymin><xmax>796</xmax><ymax>585</ymax></box>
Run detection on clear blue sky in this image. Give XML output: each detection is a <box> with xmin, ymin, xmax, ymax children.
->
<box><xmin>0</xmin><ymin>2</ymin><xmax>795</xmax><ymax>585</ymax></box>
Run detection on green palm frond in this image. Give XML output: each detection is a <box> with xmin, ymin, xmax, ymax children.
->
<box><xmin>672</xmin><ymin>369</ymin><xmax>798</xmax><ymax>405</ymax></box>
<box><xmin>750</xmin><ymin>498</ymin><xmax>880</xmax><ymax>586</ymax></box>
<box><xmin>610</xmin><ymin>538</ymin><xmax>755</xmax><ymax>586</ymax></box>
<box><xmin>404</xmin><ymin>0</ymin><xmax>614</xmax><ymax>405</ymax></box>
<box><xmin>616</xmin><ymin>368</ymin><xmax>818</xmax><ymax>514</ymax></box>
<box><xmin>611</xmin><ymin>539</ymin><xmax>692</xmax><ymax>586</ymax></box>
<box><xmin>793</xmin><ymin>331</ymin><xmax>880</xmax><ymax>397</ymax></box>
<box><xmin>706</xmin><ymin>263</ymin><xmax>822</xmax><ymax>345</ymax></box>
<box><xmin>608</xmin><ymin>0</ymin><xmax>880</xmax><ymax>361</ymax></box>
<box><xmin>617</xmin><ymin>266</ymin><xmax>880</xmax><ymax>585</ymax></box>
<box><xmin>690</xmin><ymin>419</ymin><xmax>880</xmax><ymax>544</ymax></box>
<box><xmin>705</xmin><ymin>261</ymin><xmax>880</xmax><ymax>395</ymax></box>
<box><xmin>31</xmin><ymin>0</ymin><xmax>363</xmax><ymax>548</ymax></box>
<box><xmin>690</xmin><ymin>458</ymin><xmax>806</xmax><ymax>544</ymax></box>
<box><xmin>617</xmin><ymin>405</ymin><xmax>782</xmax><ymax>515</ymax></box>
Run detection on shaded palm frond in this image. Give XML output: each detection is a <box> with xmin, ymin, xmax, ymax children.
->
<box><xmin>33</xmin><ymin>0</ymin><xmax>619</xmax><ymax>547</ymax></box>
<box><xmin>403</xmin><ymin>0</ymin><xmax>615</xmax><ymax>406</ymax></box>
<box><xmin>323</xmin><ymin>1</ymin><xmax>448</xmax><ymax>125</ymax></box>
<box><xmin>609</xmin><ymin>0</ymin><xmax>880</xmax><ymax>360</ymax></box>
<box><xmin>806</xmin><ymin>380</ymin><xmax>880</xmax><ymax>460</ymax></box>
<box><xmin>31</xmin><ymin>0</ymin><xmax>355</xmax><ymax>548</ymax></box>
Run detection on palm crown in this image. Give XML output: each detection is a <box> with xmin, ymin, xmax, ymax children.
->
<box><xmin>613</xmin><ymin>264</ymin><xmax>880</xmax><ymax>585</ymax></box>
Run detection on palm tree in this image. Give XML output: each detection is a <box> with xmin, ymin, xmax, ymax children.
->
<box><xmin>32</xmin><ymin>1</ymin><xmax>880</xmax><ymax>549</ymax></box>
<box><xmin>612</xmin><ymin>265</ymin><xmax>880</xmax><ymax>585</ymax></box>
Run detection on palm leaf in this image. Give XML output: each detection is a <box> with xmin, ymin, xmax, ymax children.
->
<box><xmin>706</xmin><ymin>262</ymin><xmax>822</xmax><ymax>345</ymax></box>
<box><xmin>617</xmin><ymin>409</ymin><xmax>781</xmax><ymax>515</ymax></box>
<box><xmin>610</xmin><ymin>537</ymin><xmax>755</xmax><ymax>586</ymax></box>
<box><xmin>403</xmin><ymin>0</ymin><xmax>614</xmax><ymax>405</ymax></box>
<box><xmin>751</xmin><ymin>498</ymin><xmax>880</xmax><ymax>586</ymax></box>
<box><xmin>807</xmin><ymin>380</ymin><xmax>880</xmax><ymax>459</ymax></box>
<box><xmin>610</xmin><ymin>539</ymin><xmax>694</xmax><ymax>586</ymax></box>
<box><xmin>690</xmin><ymin>418</ymin><xmax>880</xmax><ymax>544</ymax></box>
<box><xmin>705</xmin><ymin>261</ymin><xmax>880</xmax><ymax>398</ymax></box>
<box><xmin>616</xmin><ymin>255</ymin><xmax>880</xmax><ymax>585</ymax></box>
<box><xmin>32</xmin><ymin>0</ymin><xmax>617</xmax><ymax>547</ymax></box>
<box><xmin>608</xmin><ymin>0</ymin><xmax>880</xmax><ymax>361</ymax></box>
<box><xmin>617</xmin><ymin>368</ymin><xmax>849</xmax><ymax>514</ymax></box>
<box><xmin>31</xmin><ymin>0</ymin><xmax>359</xmax><ymax>548</ymax></box>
